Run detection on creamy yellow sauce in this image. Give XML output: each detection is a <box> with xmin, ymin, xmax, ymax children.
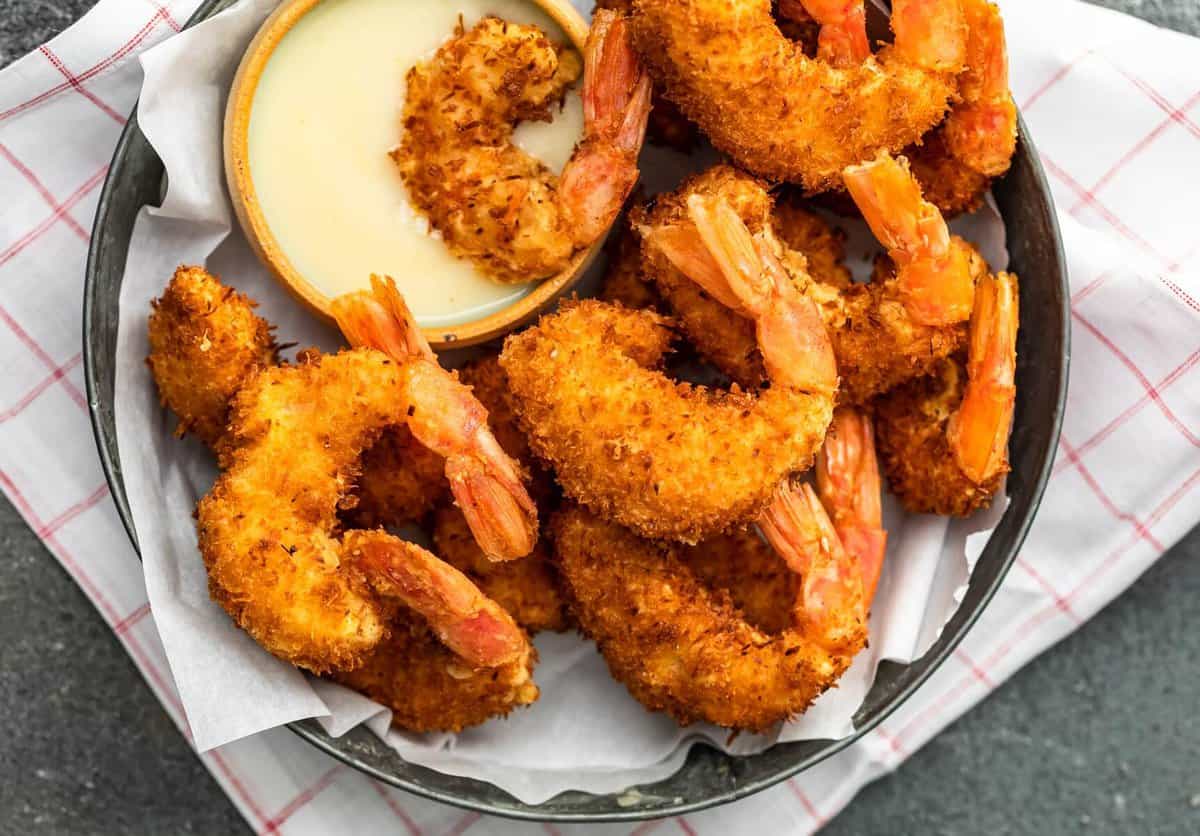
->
<box><xmin>248</xmin><ymin>0</ymin><xmax>584</xmax><ymax>327</ymax></box>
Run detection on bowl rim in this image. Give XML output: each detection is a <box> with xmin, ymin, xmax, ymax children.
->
<box><xmin>83</xmin><ymin>0</ymin><xmax>1071</xmax><ymax>822</ymax></box>
<box><xmin>222</xmin><ymin>0</ymin><xmax>596</xmax><ymax>349</ymax></box>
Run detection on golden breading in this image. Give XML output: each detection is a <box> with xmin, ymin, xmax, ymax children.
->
<box><xmin>147</xmin><ymin>265</ymin><xmax>278</xmax><ymax>448</ymax></box>
<box><xmin>552</xmin><ymin>506</ymin><xmax>861</xmax><ymax>730</ymax></box>
<box><xmin>349</xmin><ymin>429</ymin><xmax>447</xmax><ymax>528</ymax></box>
<box><xmin>907</xmin><ymin>129</ymin><xmax>991</xmax><ymax>217</ymax></box>
<box><xmin>677</xmin><ymin>526</ymin><xmax>796</xmax><ymax>635</ymax></box>
<box><xmin>500</xmin><ymin>300</ymin><xmax>833</xmax><ymax>544</ymax></box>
<box><xmin>434</xmin><ymin>505</ymin><xmax>570</xmax><ymax>633</ymax></box>
<box><xmin>874</xmin><ymin>356</ymin><xmax>1007</xmax><ymax>516</ymax></box>
<box><xmin>332</xmin><ymin>614</ymin><xmax>538</xmax><ymax>733</ymax></box>
<box><xmin>197</xmin><ymin>351</ymin><xmax>407</xmax><ymax>673</ymax></box>
<box><xmin>630</xmin><ymin>0</ymin><xmax>962</xmax><ymax>191</ymax></box>
<box><xmin>598</xmin><ymin>217</ymin><xmax>663</xmax><ymax>312</ymax></box>
<box><xmin>148</xmin><ymin>266</ymin><xmax>448</xmax><ymax>530</ymax></box>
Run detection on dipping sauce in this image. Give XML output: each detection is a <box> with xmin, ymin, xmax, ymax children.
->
<box><xmin>248</xmin><ymin>0</ymin><xmax>584</xmax><ymax>327</ymax></box>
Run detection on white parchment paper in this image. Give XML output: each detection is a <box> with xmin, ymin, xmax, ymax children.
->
<box><xmin>113</xmin><ymin>0</ymin><xmax>1010</xmax><ymax>803</ymax></box>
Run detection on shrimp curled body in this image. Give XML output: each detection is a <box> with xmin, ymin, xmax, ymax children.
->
<box><xmin>395</xmin><ymin>12</ymin><xmax>650</xmax><ymax>283</ymax></box>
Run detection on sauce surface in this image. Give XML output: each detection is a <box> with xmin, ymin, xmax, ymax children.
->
<box><xmin>249</xmin><ymin>0</ymin><xmax>584</xmax><ymax>327</ymax></box>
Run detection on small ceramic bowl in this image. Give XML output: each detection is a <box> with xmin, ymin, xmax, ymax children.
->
<box><xmin>223</xmin><ymin>0</ymin><xmax>593</xmax><ymax>349</ymax></box>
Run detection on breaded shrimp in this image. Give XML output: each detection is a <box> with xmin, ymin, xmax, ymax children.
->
<box><xmin>195</xmin><ymin>350</ymin><xmax>530</xmax><ymax>674</ymax></box>
<box><xmin>434</xmin><ymin>505</ymin><xmax>569</xmax><ymax>633</ymax></box>
<box><xmin>907</xmin><ymin>0</ymin><xmax>1018</xmax><ymax>214</ymax></box>
<box><xmin>636</xmin><ymin>161</ymin><xmax>976</xmax><ymax>404</ymax></box>
<box><xmin>509</xmin><ymin>183</ymin><xmax>839</xmax><ymax>544</ymax></box>
<box><xmin>395</xmin><ymin>11</ymin><xmax>651</xmax><ymax>283</ymax></box>
<box><xmin>146</xmin><ymin>266</ymin><xmax>446</xmax><ymax>529</ymax></box>
<box><xmin>552</xmin><ymin>498</ymin><xmax>866</xmax><ymax>730</ymax></box>
<box><xmin>875</xmin><ymin>271</ymin><xmax>1018</xmax><ymax>516</ymax></box>
<box><xmin>676</xmin><ymin>527</ymin><xmax>797</xmax><ymax>635</ymax></box>
<box><xmin>147</xmin><ymin>266</ymin><xmax>278</xmax><ymax>448</ymax></box>
<box><xmin>631</xmin><ymin>0</ymin><xmax>966</xmax><ymax>192</ymax></box>
<box><xmin>332</xmin><ymin>613</ymin><xmax>539</xmax><ymax>733</ymax></box>
<box><xmin>332</xmin><ymin>277</ymin><xmax>538</xmax><ymax>561</ymax></box>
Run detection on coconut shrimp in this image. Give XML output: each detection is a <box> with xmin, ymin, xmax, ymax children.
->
<box><xmin>502</xmin><ymin>190</ymin><xmax>836</xmax><ymax>544</ymax></box>
<box><xmin>333</xmin><ymin>612</ymin><xmax>539</xmax><ymax>733</ymax></box>
<box><xmin>552</xmin><ymin>494</ymin><xmax>866</xmax><ymax>729</ymax></box>
<box><xmin>630</xmin><ymin>0</ymin><xmax>965</xmax><ymax>192</ymax></box>
<box><xmin>395</xmin><ymin>11</ymin><xmax>650</xmax><ymax>283</ymax></box>
<box><xmin>195</xmin><ymin>348</ymin><xmax>533</xmax><ymax>675</ymax></box>
<box><xmin>908</xmin><ymin>0</ymin><xmax>1018</xmax><ymax>215</ymax></box>
<box><xmin>815</xmin><ymin>407</ymin><xmax>887</xmax><ymax>603</ymax></box>
<box><xmin>875</xmin><ymin>270</ymin><xmax>1018</xmax><ymax>516</ymax></box>
<box><xmin>331</xmin><ymin>277</ymin><xmax>538</xmax><ymax>561</ymax></box>
<box><xmin>146</xmin><ymin>266</ymin><xmax>447</xmax><ymax>528</ymax></box>
<box><xmin>635</xmin><ymin>161</ymin><xmax>977</xmax><ymax>404</ymax></box>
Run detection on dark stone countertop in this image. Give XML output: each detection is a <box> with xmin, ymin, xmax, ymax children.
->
<box><xmin>1</xmin><ymin>1</ymin><xmax>1197</xmax><ymax>833</ymax></box>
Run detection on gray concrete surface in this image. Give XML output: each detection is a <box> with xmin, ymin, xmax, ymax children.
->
<box><xmin>1</xmin><ymin>1</ymin><xmax>1197</xmax><ymax>833</ymax></box>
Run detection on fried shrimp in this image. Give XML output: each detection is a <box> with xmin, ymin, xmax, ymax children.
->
<box><xmin>147</xmin><ymin>266</ymin><xmax>278</xmax><ymax>448</ymax></box>
<box><xmin>631</xmin><ymin>0</ymin><xmax>966</xmax><ymax>192</ymax></box>
<box><xmin>676</xmin><ymin>527</ymin><xmax>797</xmax><ymax>635</ymax></box>
<box><xmin>907</xmin><ymin>0</ymin><xmax>1017</xmax><ymax>214</ymax></box>
<box><xmin>875</xmin><ymin>271</ymin><xmax>1018</xmax><ymax>516</ymax></box>
<box><xmin>552</xmin><ymin>497</ymin><xmax>866</xmax><ymax>730</ymax></box>
<box><xmin>502</xmin><ymin>192</ymin><xmax>837</xmax><ymax>543</ymax></box>
<box><xmin>146</xmin><ymin>266</ymin><xmax>446</xmax><ymax>529</ymax></box>
<box><xmin>332</xmin><ymin>277</ymin><xmax>538</xmax><ymax>561</ymax></box>
<box><xmin>195</xmin><ymin>349</ymin><xmax>531</xmax><ymax>674</ymax></box>
<box><xmin>636</xmin><ymin>161</ymin><xmax>975</xmax><ymax>404</ymax></box>
<box><xmin>395</xmin><ymin>11</ymin><xmax>651</xmax><ymax>283</ymax></box>
<box><xmin>333</xmin><ymin>613</ymin><xmax>539</xmax><ymax>733</ymax></box>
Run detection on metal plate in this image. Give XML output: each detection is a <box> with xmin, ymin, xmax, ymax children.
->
<box><xmin>82</xmin><ymin>0</ymin><xmax>1070</xmax><ymax>821</ymax></box>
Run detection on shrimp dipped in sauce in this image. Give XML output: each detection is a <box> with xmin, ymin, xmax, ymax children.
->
<box><xmin>875</xmin><ymin>270</ymin><xmax>1019</xmax><ymax>516</ymax></box>
<box><xmin>395</xmin><ymin>10</ymin><xmax>651</xmax><ymax>283</ymax></box>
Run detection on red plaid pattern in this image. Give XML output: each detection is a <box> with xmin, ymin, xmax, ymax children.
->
<box><xmin>0</xmin><ymin>0</ymin><xmax>1197</xmax><ymax>833</ymax></box>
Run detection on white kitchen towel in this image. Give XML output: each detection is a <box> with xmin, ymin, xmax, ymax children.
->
<box><xmin>0</xmin><ymin>0</ymin><xmax>1197</xmax><ymax>832</ymax></box>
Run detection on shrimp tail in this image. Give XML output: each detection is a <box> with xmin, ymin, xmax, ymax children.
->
<box><xmin>683</xmin><ymin>194</ymin><xmax>839</xmax><ymax>396</ymax></box>
<box><xmin>330</xmin><ymin>275</ymin><xmax>435</xmax><ymax>362</ymax></box>
<box><xmin>947</xmin><ymin>270</ymin><xmax>1018</xmax><ymax>484</ymax></box>
<box><xmin>331</xmin><ymin>277</ymin><xmax>539</xmax><ymax>561</ymax></box>
<box><xmin>843</xmin><ymin>152</ymin><xmax>975</xmax><ymax>326</ymax></box>
<box><xmin>561</xmin><ymin>9</ymin><xmax>651</xmax><ymax>246</ymax></box>
<box><xmin>799</xmin><ymin>0</ymin><xmax>871</xmax><ymax>66</ymax></box>
<box><xmin>758</xmin><ymin>482</ymin><xmax>866</xmax><ymax>652</ymax></box>
<box><xmin>816</xmin><ymin>407</ymin><xmax>888</xmax><ymax>606</ymax></box>
<box><xmin>344</xmin><ymin>532</ymin><xmax>530</xmax><ymax>669</ymax></box>
<box><xmin>944</xmin><ymin>0</ymin><xmax>1017</xmax><ymax>177</ymax></box>
<box><xmin>445</xmin><ymin>446</ymin><xmax>538</xmax><ymax>562</ymax></box>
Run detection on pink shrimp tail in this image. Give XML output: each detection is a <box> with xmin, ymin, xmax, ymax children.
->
<box><xmin>945</xmin><ymin>0</ymin><xmax>1017</xmax><ymax>177</ymax></box>
<box><xmin>759</xmin><ymin>482</ymin><xmax>866</xmax><ymax>651</ymax></box>
<box><xmin>332</xmin><ymin>277</ymin><xmax>539</xmax><ymax>561</ymax></box>
<box><xmin>445</xmin><ymin>443</ymin><xmax>538</xmax><ymax>562</ymax></box>
<box><xmin>816</xmin><ymin>407</ymin><xmax>888</xmax><ymax>606</ymax></box>
<box><xmin>843</xmin><ymin>152</ymin><xmax>974</xmax><ymax>326</ymax></box>
<box><xmin>948</xmin><ymin>271</ymin><xmax>1018</xmax><ymax>484</ymax></box>
<box><xmin>330</xmin><ymin>275</ymin><xmax>435</xmax><ymax>362</ymax></box>
<box><xmin>683</xmin><ymin>194</ymin><xmax>839</xmax><ymax>395</ymax></box>
<box><xmin>799</xmin><ymin>0</ymin><xmax>871</xmax><ymax>66</ymax></box>
<box><xmin>562</xmin><ymin>9</ymin><xmax>651</xmax><ymax>246</ymax></box>
<box><xmin>344</xmin><ymin>533</ymin><xmax>529</xmax><ymax>668</ymax></box>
